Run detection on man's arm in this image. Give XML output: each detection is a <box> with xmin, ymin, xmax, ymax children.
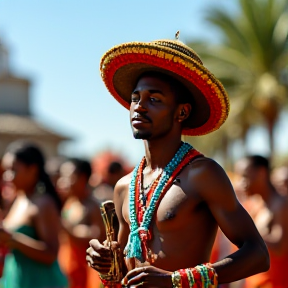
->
<box><xmin>114</xmin><ymin>176</ymin><xmax>130</xmax><ymax>250</ymax></box>
<box><xmin>113</xmin><ymin>175</ymin><xmax>130</xmax><ymax>275</ymax></box>
<box><xmin>195</xmin><ymin>158</ymin><xmax>270</xmax><ymax>283</ymax></box>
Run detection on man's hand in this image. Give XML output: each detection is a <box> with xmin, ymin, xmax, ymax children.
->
<box><xmin>86</xmin><ymin>239</ymin><xmax>116</xmax><ymax>274</ymax></box>
<box><xmin>121</xmin><ymin>266</ymin><xmax>172</xmax><ymax>288</ymax></box>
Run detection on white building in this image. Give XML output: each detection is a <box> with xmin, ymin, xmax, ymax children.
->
<box><xmin>0</xmin><ymin>37</ymin><xmax>69</xmax><ymax>159</ymax></box>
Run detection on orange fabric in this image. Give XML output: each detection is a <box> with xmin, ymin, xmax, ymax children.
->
<box><xmin>246</xmin><ymin>250</ymin><xmax>288</xmax><ymax>288</ymax></box>
<box><xmin>58</xmin><ymin>234</ymin><xmax>101</xmax><ymax>288</ymax></box>
<box><xmin>86</xmin><ymin>266</ymin><xmax>101</xmax><ymax>288</ymax></box>
<box><xmin>244</xmin><ymin>272</ymin><xmax>271</xmax><ymax>288</ymax></box>
<box><xmin>241</xmin><ymin>197</ymin><xmax>288</xmax><ymax>288</ymax></box>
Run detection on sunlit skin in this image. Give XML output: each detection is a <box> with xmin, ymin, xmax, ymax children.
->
<box><xmin>234</xmin><ymin>158</ymin><xmax>262</xmax><ymax>197</ymax></box>
<box><xmin>0</xmin><ymin>152</ymin><xmax>61</xmax><ymax>264</ymax></box>
<box><xmin>87</xmin><ymin>74</ymin><xmax>269</xmax><ymax>287</ymax></box>
<box><xmin>235</xmin><ymin>158</ymin><xmax>288</xmax><ymax>256</ymax></box>
<box><xmin>130</xmin><ymin>77</ymin><xmax>183</xmax><ymax>141</ymax></box>
<box><xmin>58</xmin><ymin>161</ymin><xmax>105</xmax><ymax>245</ymax></box>
<box><xmin>271</xmin><ymin>166</ymin><xmax>288</xmax><ymax>196</ymax></box>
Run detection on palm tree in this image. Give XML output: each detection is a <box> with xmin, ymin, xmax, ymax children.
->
<box><xmin>187</xmin><ymin>0</ymin><xmax>288</xmax><ymax>158</ymax></box>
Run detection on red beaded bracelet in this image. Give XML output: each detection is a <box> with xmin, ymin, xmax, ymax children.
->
<box><xmin>171</xmin><ymin>263</ymin><xmax>218</xmax><ymax>288</ymax></box>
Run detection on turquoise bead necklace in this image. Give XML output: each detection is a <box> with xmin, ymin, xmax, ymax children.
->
<box><xmin>124</xmin><ymin>142</ymin><xmax>193</xmax><ymax>262</ymax></box>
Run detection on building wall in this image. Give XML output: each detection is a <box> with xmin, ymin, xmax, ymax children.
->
<box><xmin>0</xmin><ymin>37</ymin><xmax>69</xmax><ymax>161</ymax></box>
<box><xmin>0</xmin><ymin>77</ymin><xmax>30</xmax><ymax>115</ymax></box>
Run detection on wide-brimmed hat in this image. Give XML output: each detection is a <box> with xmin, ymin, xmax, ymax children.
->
<box><xmin>100</xmin><ymin>37</ymin><xmax>230</xmax><ymax>136</ymax></box>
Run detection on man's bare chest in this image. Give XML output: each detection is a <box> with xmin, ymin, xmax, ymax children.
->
<box><xmin>123</xmin><ymin>183</ymin><xmax>201</xmax><ymax>230</ymax></box>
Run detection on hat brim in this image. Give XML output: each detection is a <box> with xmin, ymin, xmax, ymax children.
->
<box><xmin>100</xmin><ymin>42</ymin><xmax>229</xmax><ymax>136</ymax></box>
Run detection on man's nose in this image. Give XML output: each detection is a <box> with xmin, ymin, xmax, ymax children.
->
<box><xmin>133</xmin><ymin>98</ymin><xmax>147</xmax><ymax>112</ymax></box>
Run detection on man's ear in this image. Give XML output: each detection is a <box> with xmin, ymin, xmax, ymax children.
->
<box><xmin>177</xmin><ymin>103</ymin><xmax>192</xmax><ymax>122</ymax></box>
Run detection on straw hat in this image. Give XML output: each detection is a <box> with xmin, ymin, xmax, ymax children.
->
<box><xmin>100</xmin><ymin>35</ymin><xmax>229</xmax><ymax>136</ymax></box>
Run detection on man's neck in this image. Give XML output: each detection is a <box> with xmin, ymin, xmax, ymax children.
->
<box><xmin>143</xmin><ymin>137</ymin><xmax>183</xmax><ymax>170</ymax></box>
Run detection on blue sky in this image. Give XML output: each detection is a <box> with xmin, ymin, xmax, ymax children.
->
<box><xmin>1</xmin><ymin>0</ymin><xmax>286</xmax><ymax>166</ymax></box>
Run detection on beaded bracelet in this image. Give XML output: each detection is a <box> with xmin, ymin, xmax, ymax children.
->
<box><xmin>171</xmin><ymin>263</ymin><xmax>218</xmax><ymax>288</ymax></box>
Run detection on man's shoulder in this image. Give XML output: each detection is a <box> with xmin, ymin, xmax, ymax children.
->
<box><xmin>185</xmin><ymin>155</ymin><xmax>232</xmax><ymax>190</ymax></box>
<box><xmin>114</xmin><ymin>171</ymin><xmax>133</xmax><ymax>194</ymax></box>
<box><xmin>188</xmin><ymin>154</ymin><xmax>224</xmax><ymax>173</ymax></box>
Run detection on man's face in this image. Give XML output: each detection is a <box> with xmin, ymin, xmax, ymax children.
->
<box><xmin>130</xmin><ymin>75</ymin><xmax>179</xmax><ymax>140</ymax></box>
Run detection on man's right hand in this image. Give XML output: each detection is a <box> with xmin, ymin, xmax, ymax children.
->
<box><xmin>86</xmin><ymin>239</ymin><xmax>115</xmax><ymax>274</ymax></box>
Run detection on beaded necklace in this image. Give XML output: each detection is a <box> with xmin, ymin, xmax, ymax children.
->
<box><xmin>139</xmin><ymin>169</ymin><xmax>162</xmax><ymax>215</ymax></box>
<box><xmin>124</xmin><ymin>142</ymin><xmax>202</xmax><ymax>262</ymax></box>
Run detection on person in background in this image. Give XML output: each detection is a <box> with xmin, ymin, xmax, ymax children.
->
<box><xmin>271</xmin><ymin>163</ymin><xmax>288</xmax><ymax>197</ymax></box>
<box><xmin>0</xmin><ymin>156</ymin><xmax>17</xmax><ymax>221</ymax></box>
<box><xmin>93</xmin><ymin>161</ymin><xmax>126</xmax><ymax>205</ymax></box>
<box><xmin>0</xmin><ymin>140</ymin><xmax>67</xmax><ymax>288</ymax></box>
<box><xmin>58</xmin><ymin>157</ymin><xmax>105</xmax><ymax>288</ymax></box>
<box><xmin>235</xmin><ymin>155</ymin><xmax>288</xmax><ymax>288</ymax></box>
<box><xmin>0</xmin><ymin>159</ymin><xmax>14</xmax><ymax>278</ymax></box>
<box><xmin>45</xmin><ymin>156</ymin><xmax>68</xmax><ymax>204</ymax></box>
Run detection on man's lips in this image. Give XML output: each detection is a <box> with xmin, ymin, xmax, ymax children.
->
<box><xmin>131</xmin><ymin>116</ymin><xmax>151</xmax><ymax>123</ymax></box>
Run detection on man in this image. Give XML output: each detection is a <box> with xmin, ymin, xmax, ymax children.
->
<box><xmin>86</xmin><ymin>37</ymin><xmax>269</xmax><ymax>287</ymax></box>
<box><xmin>235</xmin><ymin>155</ymin><xmax>288</xmax><ymax>288</ymax></box>
<box><xmin>58</xmin><ymin>158</ymin><xmax>105</xmax><ymax>288</ymax></box>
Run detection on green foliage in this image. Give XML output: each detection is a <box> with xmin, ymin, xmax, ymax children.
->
<box><xmin>187</xmin><ymin>0</ymin><xmax>288</xmax><ymax>158</ymax></box>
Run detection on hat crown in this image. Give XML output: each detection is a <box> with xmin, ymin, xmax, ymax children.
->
<box><xmin>152</xmin><ymin>39</ymin><xmax>203</xmax><ymax>65</ymax></box>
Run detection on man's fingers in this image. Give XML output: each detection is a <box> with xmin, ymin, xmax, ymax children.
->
<box><xmin>123</xmin><ymin>268</ymin><xmax>149</xmax><ymax>286</ymax></box>
<box><xmin>86</xmin><ymin>248</ymin><xmax>113</xmax><ymax>264</ymax></box>
<box><xmin>125</xmin><ymin>266</ymin><xmax>150</xmax><ymax>281</ymax></box>
<box><xmin>86</xmin><ymin>254</ymin><xmax>111</xmax><ymax>274</ymax></box>
<box><xmin>122</xmin><ymin>267</ymin><xmax>167</xmax><ymax>288</ymax></box>
<box><xmin>128</xmin><ymin>281</ymin><xmax>146</xmax><ymax>288</ymax></box>
<box><xmin>87</xmin><ymin>242</ymin><xmax>111</xmax><ymax>258</ymax></box>
<box><xmin>89</xmin><ymin>239</ymin><xmax>102</xmax><ymax>249</ymax></box>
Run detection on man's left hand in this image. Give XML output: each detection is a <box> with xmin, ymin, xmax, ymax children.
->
<box><xmin>122</xmin><ymin>266</ymin><xmax>172</xmax><ymax>288</ymax></box>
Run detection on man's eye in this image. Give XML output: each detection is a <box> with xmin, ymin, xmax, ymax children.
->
<box><xmin>150</xmin><ymin>97</ymin><xmax>160</xmax><ymax>102</ymax></box>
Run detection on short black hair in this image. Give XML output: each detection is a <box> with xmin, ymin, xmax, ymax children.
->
<box><xmin>246</xmin><ymin>155</ymin><xmax>270</xmax><ymax>171</ymax></box>
<box><xmin>108</xmin><ymin>161</ymin><xmax>123</xmax><ymax>174</ymax></box>
<box><xmin>68</xmin><ymin>158</ymin><xmax>92</xmax><ymax>180</ymax></box>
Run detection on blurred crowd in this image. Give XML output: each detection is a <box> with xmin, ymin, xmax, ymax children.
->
<box><xmin>0</xmin><ymin>140</ymin><xmax>131</xmax><ymax>288</ymax></box>
<box><xmin>213</xmin><ymin>155</ymin><xmax>288</xmax><ymax>288</ymax></box>
<box><xmin>0</xmin><ymin>139</ymin><xmax>288</xmax><ymax>288</ymax></box>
